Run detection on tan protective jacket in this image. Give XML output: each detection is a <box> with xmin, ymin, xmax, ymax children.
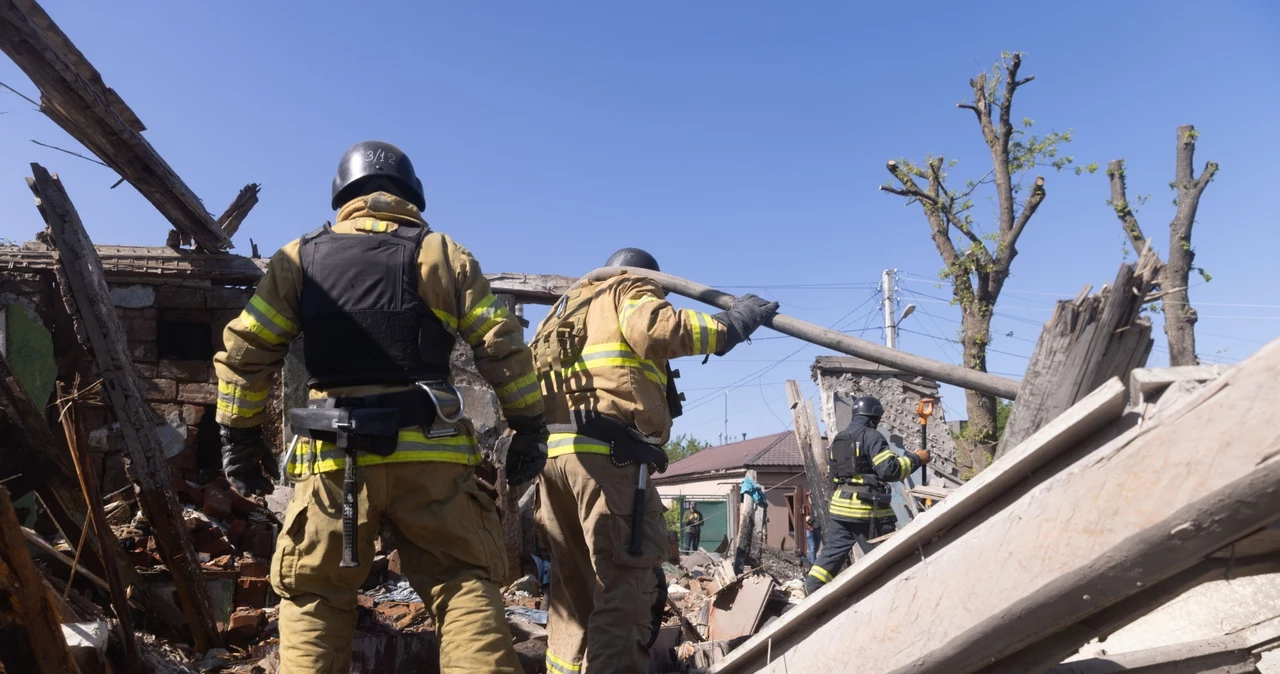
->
<box><xmin>530</xmin><ymin>271</ymin><xmax>726</xmax><ymax>456</ymax></box>
<box><xmin>213</xmin><ymin>193</ymin><xmax>543</xmax><ymax>475</ymax></box>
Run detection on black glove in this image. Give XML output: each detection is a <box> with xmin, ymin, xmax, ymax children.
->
<box><xmin>506</xmin><ymin>415</ymin><xmax>549</xmax><ymax>486</ymax></box>
<box><xmin>220</xmin><ymin>425</ymin><xmax>278</xmax><ymax>497</ymax></box>
<box><xmin>712</xmin><ymin>294</ymin><xmax>780</xmax><ymax>356</ymax></box>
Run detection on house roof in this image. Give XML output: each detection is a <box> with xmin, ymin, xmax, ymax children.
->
<box><xmin>656</xmin><ymin>431</ymin><xmax>808</xmax><ymax>481</ymax></box>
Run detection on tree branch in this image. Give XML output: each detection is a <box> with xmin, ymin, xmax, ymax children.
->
<box><xmin>1006</xmin><ymin>176</ymin><xmax>1046</xmax><ymax>248</ymax></box>
<box><xmin>1107</xmin><ymin>159</ymin><xmax>1149</xmax><ymax>254</ymax></box>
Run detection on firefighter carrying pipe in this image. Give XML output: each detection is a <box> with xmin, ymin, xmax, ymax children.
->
<box><xmin>582</xmin><ymin>267</ymin><xmax>1021</xmax><ymax>401</ymax></box>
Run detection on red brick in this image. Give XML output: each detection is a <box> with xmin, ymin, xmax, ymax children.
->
<box><xmin>203</xmin><ymin>486</ymin><xmax>233</xmax><ymax>521</ymax></box>
<box><xmin>238</xmin><ymin>559</ymin><xmax>268</xmax><ymax>578</ymax></box>
<box><xmin>129</xmin><ymin>341</ymin><xmax>158</xmax><ymax>363</ymax></box>
<box><xmin>207</xmin><ymin>287</ymin><xmax>253</xmax><ymax>310</ymax></box>
<box><xmin>155</xmin><ymin>286</ymin><xmax>206</xmax><ymax>309</ymax></box>
<box><xmin>181</xmin><ymin>404</ymin><xmax>206</xmax><ymax>426</ymax></box>
<box><xmin>228</xmin><ymin>490</ymin><xmax>259</xmax><ymax>516</ymax></box>
<box><xmin>191</xmin><ymin>527</ymin><xmax>234</xmax><ymax>557</ymax></box>
<box><xmin>208</xmin><ymin>554</ymin><xmax>236</xmax><ymax>570</ymax></box>
<box><xmin>235</xmin><ymin>577</ymin><xmax>269</xmax><ymax>609</ymax></box>
<box><xmin>125</xmin><ymin>319</ymin><xmax>157</xmax><ymax>341</ymax></box>
<box><xmin>145</xmin><ymin>379</ymin><xmax>177</xmax><ymax>402</ymax></box>
<box><xmin>160</xmin><ymin>360</ymin><xmax>211</xmax><ymax>383</ymax></box>
<box><xmin>135</xmin><ymin>362</ymin><xmax>157</xmax><ymax>378</ymax></box>
<box><xmin>224</xmin><ymin>607</ymin><xmax>266</xmax><ymax>646</ymax></box>
<box><xmin>140</xmin><ymin>307</ymin><xmax>157</xmax><ymax>320</ymax></box>
<box><xmin>177</xmin><ymin>383</ymin><xmax>218</xmax><ymax>405</ymax></box>
<box><xmin>225</xmin><ymin>518</ymin><xmax>247</xmax><ymax>545</ymax></box>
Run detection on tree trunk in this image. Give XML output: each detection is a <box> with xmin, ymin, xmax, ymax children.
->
<box><xmin>961</xmin><ymin>310</ymin><xmax>997</xmax><ymax>449</ymax></box>
<box><xmin>1159</xmin><ymin>267</ymin><xmax>1199</xmax><ymax>366</ymax></box>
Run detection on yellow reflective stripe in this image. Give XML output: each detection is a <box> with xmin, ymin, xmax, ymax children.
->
<box><xmin>872</xmin><ymin>450</ymin><xmax>897</xmax><ymax>466</ymax></box>
<box><xmin>241</xmin><ymin>295</ymin><xmax>298</xmax><ymax>346</ymax></box>
<box><xmin>546</xmin><ymin>652</ymin><xmax>582</xmax><ymax>674</ymax></box>
<box><xmin>217</xmin><ymin>381</ymin><xmax>269</xmax><ymax>400</ymax></box>
<box><xmin>459</xmin><ymin>294</ymin><xmax>509</xmax><ymax>345</ymax></box>
<box><xmin>689</xmin><ymin>311</ymin><xmax>703</xmax><ymax>355</ymax></box>
<box><xmin>496</xmin><ymin>372</ymin><xmax>542</xmax><ymax>411</ymax></box>
<box><xmin>547</xmin><ymin>433</ymin><xmax>610</xmax><ymax>458</ymax></box>
<box><xmin>432</xmin><ymin>308</ymin><xmax>459</xmax><ymax>330</ymax></box>
<box><xmin>567</xmin><ymin>343</ymin><xmax>667</xmax><ymax>386</ymax></box>
<box><xmin>808</xmin><ymin>565</ymin><xmax>833</xmax><ymax>584</ymax></box>
<box><xmin>351</xmin><ymin>218</ymin><xmax>393</xmax><ymax>233</ymax></box>
<box><xmin>216</xmin><ymin>380</ymin><xmax>269</xmax><ymax>418</ymax></box>
<box><xmin>618</xmin><ymin>294</ymin><xmax>660</xmax><ymax>332</ymax></box>
<box><xmin>704</xmin><ymin>312</ymin><xmax>723</xmax><ymax>354</ymax></box>
<box><xmin>898</xmin><ymin>456</ymin><xmax>913</xmax><ymax>478</ymax></box>
<box><xmin>288</xmin><ymin>430</ymin><xmax>480</xmax><ymax>475</ymax></box>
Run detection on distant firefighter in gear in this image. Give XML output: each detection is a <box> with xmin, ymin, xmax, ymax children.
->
<box><xmin>213</xmin><ymin>140</ymin><xmax>547</xmax><ymax>674</ymax></box>
<box><xmin>804</xmin><ymin>396</ymin><xmax>929</xmax><ymax>596</ymax></box>
<box><xmin>683</xmin><ymin>502</ymin><xmax>704</xmax><ymax>552</ymax></box>
<box><xmin>531</xmin><ymin>248</ymin><xmax>778</xmax><ymax>673</ymax></box>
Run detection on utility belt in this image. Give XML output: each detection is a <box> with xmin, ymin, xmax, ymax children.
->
<box><xmin>283</xmin><ymin>381</ymin><xmax>464</xmax><ymax>569</ymax></box>
<box><xmin>833</xmin><ymin>474</ymin><xmax>892</xmax><ymax>509</ymax></box>
<box><xmin>285</xmin><ymin>382</ymin><xmax>464</xmax><ymax>467</ymax></box>
<box><xmin>548</xmin><ymin>414</ymin><xmax>670</xmax><ymax>474</ymax></box>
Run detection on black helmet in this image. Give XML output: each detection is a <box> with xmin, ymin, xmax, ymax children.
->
<box><xmin>331</xmin><ymin>141</ymin><xmax>425</xmax><ymax>211</ymax></box>
<box><xmin>604</xmin><ymin>247</ymin><xmax>660</xmax><ymax>272</ymax></box>
<box><xmin>851</xmin><ymin>396</ymin><xmax>884</xmax><ymax>419</ymax></box>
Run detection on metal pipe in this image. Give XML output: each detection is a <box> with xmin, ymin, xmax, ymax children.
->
<box><xmin>582</xmin><ymin>267</ymin><xmax>1021</xmax><ymax>400</ymax></box>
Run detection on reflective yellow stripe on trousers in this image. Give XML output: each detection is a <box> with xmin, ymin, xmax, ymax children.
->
<box><xmin>547</xmin><ymin>432</ymin><xmax>610</xmax><ymax>458</ymax></box>
<box><xmin>286</xmin><ymin>429</ymin><xmax>480</xmax><ymax>477</ymax></box>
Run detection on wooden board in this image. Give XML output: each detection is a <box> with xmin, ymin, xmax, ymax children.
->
<box><xmin>708</xmin><ymin>574</ymin><xmax>775</xmax><ymax>642</ymax></box>
<box><xmin>717</xmin><ymin>340</ymin><xmax>1279</xmax><ymax>674</ymax></box>
<box><xmin>787</xmin><ymin>381</ymin><xmax>830</xmax><ymax>540</ymax></box>
<box><xmin>0</xmin><ymin>487</ymin><xmax>80</xmax><ymax>674</ymax></box>
<box><xmin>29</xmin><ymin>164</ymin><xmax>223</xmax><ymax>651</ymax></box>
<box><xmin>0</xmin><ymin>243</ymin><xmax>576</xmax><ymax>305</ymax></box>
<box><xmin>997</xmin><ymin>253</ymin><xmax>1158</xmax><ymax>457</ymax></box>
<box><xmin>713</xmin><ymin>377</ymin><xmax>1130</xmax><ymax>673</ymax></box>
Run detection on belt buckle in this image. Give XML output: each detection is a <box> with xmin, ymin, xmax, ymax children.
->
<box><xmin>417</xmin><ymin>380</ymin><xmax>465</xmax><ymax>424</ymax></box>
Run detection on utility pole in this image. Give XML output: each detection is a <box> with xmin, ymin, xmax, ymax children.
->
<box><xmin>882</xmin><ymin>269</ymin><xmax>897</xmax><ymax>349</ymax></box>
<box><xmin>723</xmin><ymin>392</ymin><xmax>729</xmax><ymax>445</ymax></box>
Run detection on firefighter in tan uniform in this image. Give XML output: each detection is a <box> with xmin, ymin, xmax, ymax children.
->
<box><xmin>531</xmin><ymin>248</ymin><xmax>778</xmax><ymax>673</ymax></box>
<box><xmin>213</xmin><ymin>141</ymin><xmax>548</xmax><ymax>674</ymax></box>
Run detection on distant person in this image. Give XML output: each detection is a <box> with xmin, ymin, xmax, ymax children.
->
<box><xmin>803</xmin><ymin>495</ymin><xmax>820</xmax><ymax>565</ymax></box>
<box><xmin>530</xmin><ymin>247</ymin><xmax>778</xmax><ymax>673</ymax></box>
<box><xmin>805</xmin><ymin>396</ymin><xmax>929</xmax><ymax>596</ymax></box>
<box><xmin>213</xmin><ymin>141</ymin><xmax>547</xmax><ymax>673</ymax></box>
<box><xmin>683</xmin><ymin>502</ymin><xmax>705</xmax><ymax>552</ymax></box>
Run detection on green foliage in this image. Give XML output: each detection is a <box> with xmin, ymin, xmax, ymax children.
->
<box><xmin>996</xmin><ymin>399</ymin><xmax>1012</xmax><ymax>440</ymax></box>
<box><xmin>664</xmin><ymin>434</ymin><xmax>711</xmax><ymax>464</ymax></box>
<box><xmin>1195</xmin><ymin>267</ymin><xmax>1213</xmax><ymax>283</ymax></box>
<box><xmin>664</xmin><ymin>501</ymin><xmax>682</xmax><ymax>532</ymax></box>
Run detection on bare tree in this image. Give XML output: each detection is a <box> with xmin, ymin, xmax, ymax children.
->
<box><xmin>1107</xmin><ymin>126</ymin><xmax>1217</xmax><ymax>366</ymax></box>
<box><xmin>880</xmin><ymin>53</ymin><xmax>1092</xmax><ymax>451</ymax></box>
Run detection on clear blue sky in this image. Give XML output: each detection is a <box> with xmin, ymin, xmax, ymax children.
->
<box><xmin>1</xmin><ymin>1</ymin><xmax>1276</xmax><ymax>442</ymax></box>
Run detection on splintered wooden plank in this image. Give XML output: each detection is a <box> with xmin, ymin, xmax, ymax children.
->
<box><xmin>713</xmin><ymin>377</ymin><xmax>1129</xmax><ymax>673</ymax></box>
<box><xmin>27</xmin><ymin>163</ymin><xmax>224</xmax><ymax>652</ymax></box>
<box><xmin>717</xmin><ymin>339</ymin><xmax>1278</xmax><ymax>674</ymax></box>
<box><xmin>0</xmin><ymin>487</ymin><xmax>80</xmax><ymax>674</ymax></box>
<box><xmin>998</xmin><ymin>252</ymin><xmax>1158</xmax><ymax>457</ymax></box>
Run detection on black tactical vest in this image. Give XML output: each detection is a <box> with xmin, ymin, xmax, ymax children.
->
<box><xmin>298</xmin><ymin>223</ymin><xmax>454</xmax><ymax>390</ymax></box>
<box><xmin>828</xmin><ymin>423</ymin><xmax>882</xmax><ymax>485</ymax></box>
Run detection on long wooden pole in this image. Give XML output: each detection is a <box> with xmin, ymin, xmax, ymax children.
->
<box><xmin>28</xmin><ymin>164</ymin><xmax>222</xmax><ymax>651</ymax></box>
<box><xmin>584</xmin><ymin>267</ymin><xmax>1020</xmax><ymax>399</ymax></box>
<box><xmin>57</xmin><ymin>383</ymin><xmax>140</xmax><ymax>673</ymax></box>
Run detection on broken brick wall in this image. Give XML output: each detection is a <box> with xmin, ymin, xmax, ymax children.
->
<box><xmin>3</xmin><ymin>273</ymin><xmax>279</xmax><ymax>494</ymax></box>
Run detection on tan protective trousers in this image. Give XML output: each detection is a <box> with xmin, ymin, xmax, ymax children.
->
<box><xmin>270</xmin><ymin>462</ymin><xmax>520</xmax><ymax>674</ymax></box>
<box><xmin>536</xmin><ymin>453</ymin><xmax>669</xmax><ymax>674</ymax></box>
